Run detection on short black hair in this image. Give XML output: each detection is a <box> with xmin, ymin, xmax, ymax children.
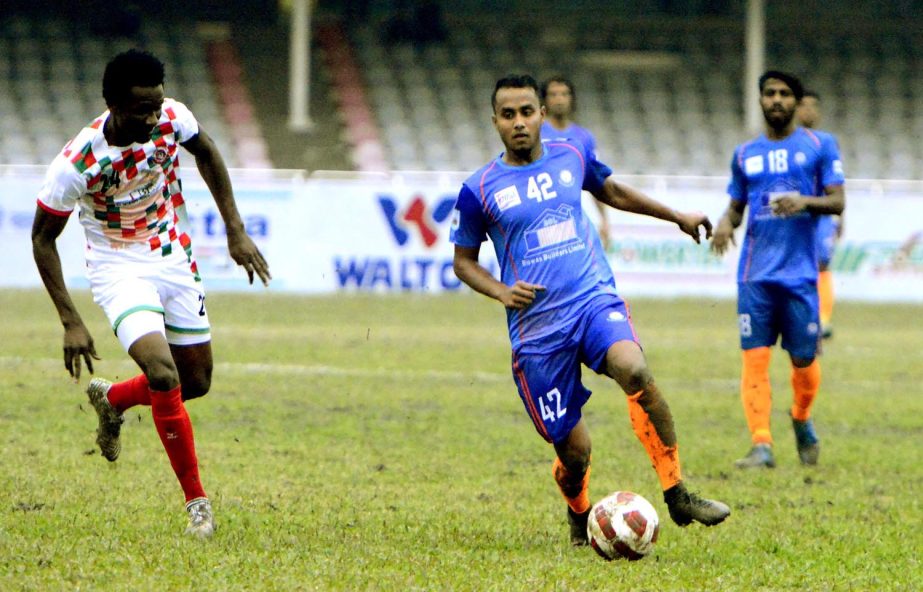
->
<box><xmin>758</xmin><ymin>70</ymin><xmax>804</xmax><ymax>101</ymax></box>
<box><xmin>540</xmin><ymin>75</ymin><xmax>576</xmax><ymax>111</ymax></box>
<box><xmin>802</xmin><ymin>89</ymin><xmax>820</xmax><ymax>101</ymax></box>
<box><xmin>103</xmin><ymin>49</ymin><xmax>165</xmax><ymax>106</ymax></box>
<box><xmin>491</xmin><ymin>74</ymin><xmax>540</xmax><ymax>112</ymax></box>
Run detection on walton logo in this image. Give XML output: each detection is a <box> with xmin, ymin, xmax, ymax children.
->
<box><xmin>378</xmin><ymin>194</ymin><xmax>455</xmax><ymax>247</ymax></box>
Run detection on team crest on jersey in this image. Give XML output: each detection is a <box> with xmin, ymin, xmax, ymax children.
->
<box><xmin>558</xmin><ymin>169</ymin><xmax>575</xmax><ymax>187</ymax></box>
<box><xmin>794</xmin><ymin>152</ymin><xmax>807</xmax><ymax>165</ymax></box>
<box><xmin>153</xmin><ymin>149</ymin><xmax>169</xmax><ymax>165</ymax></box>
<box><xmin>745</xmin><ymin>155</ymin><xmax>764</xmax><ymax>175</ymax></box>
<box><xmin>494</xmin><ymin>185</ymin><xmax>522</xmax><ymax>211</ymax></box>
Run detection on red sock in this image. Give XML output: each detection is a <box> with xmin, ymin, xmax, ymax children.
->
<box><xmin>150</xmin><ymin>385</ymin><xmax>206</xmax><ymax>502</ymax></box>
<box><xmin>107</xmin><ymin>374</ymin><xmax>152</xmax><ymax>413</ymax></box>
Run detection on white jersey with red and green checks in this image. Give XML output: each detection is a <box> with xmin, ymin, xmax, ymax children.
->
<box><xmin>37</xmin><ymin>98</ymin><xmax>200</xmax><ymax>276</ymax></box>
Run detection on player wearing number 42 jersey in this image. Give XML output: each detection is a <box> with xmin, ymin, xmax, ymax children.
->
<box><xmin>711</xmin><ymin>70</ymin><xmax>845</xmax><ymax>470</ymax></box>
<box><xmin>32</xmin><ymin>49</ymin><xmax>271</xmax><ymax>538</ymax></box>
<box><xmin>451</xmin><ymin>74</ymin><xmax>729</xmax><ymax>547</ymax></box>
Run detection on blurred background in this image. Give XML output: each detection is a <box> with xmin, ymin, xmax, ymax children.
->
<box><xmin>1</xmin><ymin>0</ymin><xmax>922</xmax><ymax>178</ymax></box>
<box><xmin>2</xmin><ymin>1</ymin><xmax>921</xmax><ymax>300</ymax></box>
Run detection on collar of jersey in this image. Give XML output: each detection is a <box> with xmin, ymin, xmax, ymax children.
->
<box><xmin>494</xmin><ymin>145</ymin><xmax>550</xmax><ymax>171</ymax></box>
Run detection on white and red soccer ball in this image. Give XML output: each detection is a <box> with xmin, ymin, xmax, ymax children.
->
<box><xmin>587</xmin><ymin>491</ymin><xmax>660</xmax><ymax>561</ymax></box>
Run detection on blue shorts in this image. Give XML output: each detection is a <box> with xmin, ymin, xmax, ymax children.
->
<box><xmin>511</xmin><ymin>293</ymin><xmax>639</xmax><ymax>444</ymax></box>
<box><xmin>738</xmin><ymin>280</ymin><xmax>820</xmax><ymax>360</ymax></box>
<box><xmin>816</xmin><ymin>215</ymin><xmax>839</xmax><ymax>268</ymax></box>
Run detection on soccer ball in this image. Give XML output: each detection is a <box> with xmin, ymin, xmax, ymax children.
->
<box><xmin>587</xmin><ymin>491</ymin><xmax>660</xmax><ymax>561</ymax></box>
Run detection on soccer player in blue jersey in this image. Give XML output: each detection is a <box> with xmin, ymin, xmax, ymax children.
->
<box><xmin>540</xmin><ymin>76</ymin><xmax>611</xmax><ymax>250</ymax></box>
<box><xmin>797</xmin><ymin>90</ymin><xmax>842</xmax><ymax>339</ymax></box>
<box><xmin>451</xmin><ymin>74</ymin><xmax>730</xmax><ymax>546</ymax></box>
<box><xmin>711</xmin><ymin>71</ymin><xmax>845</xmax><ymax>469</ymax></box>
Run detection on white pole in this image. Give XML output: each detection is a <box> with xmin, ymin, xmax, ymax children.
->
<box><xmin>745</xmin><ymin>0</ymin><xmax>766</xmax><ymax>134</ymax></box>
<box><xmin>289</xmin><ymin>0</ymin><xmax>313</xmax><ymax>131</ymax></box>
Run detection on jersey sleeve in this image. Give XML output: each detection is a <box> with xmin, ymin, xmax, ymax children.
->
<box><xmin>583</xmin><ymin>128</ymin><xmax>598</xmax><ymax>160</ymax></box>
<box><xmin>581</xmin><ymin>143</ymin><xmax>613</xmax><ymax>194</ymax></box>
<box><xmin>36</xmin><ymin>154</ymin><xmax>86</xmax><ymax>216</ymax></box>
<box><xmin>449</xmin><ymin>184</ymin><xmax>488</xmax><ymax>247</ymax></box>
<box><xmin>165</xmin><ymin>99</ymin><xmax>200</xmax><ymax>143</ymax></box>
<box><xmin>819</xmin><ymin>134</ymin><xmax>845</xmax><ymax>188</ymax></box>
<box><xmin>726</xmin><ymin>149</ymin><xmax>747</xmax><ymax>203</ymax></box>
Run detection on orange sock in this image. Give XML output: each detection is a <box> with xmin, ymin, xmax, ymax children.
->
<box><xmin>626</xmin><ymin>386</ymin><xmax>682</xmax><ymax>491</ymax></box>
<box><xmin>552</xmin><ymin>457</ymin><xmax>591</xmax><ymax>514</ymax></box>
<box><xmin>791</xmin><ymin>360</ymin><xmax>821</xmax><ymax>421</ymax></box>
<box><xmin>818</xmin><ymin>270</ymin><xmax>834</xmax><ymax>326</ymax></box>
<box><xmin>742</xmin><ymin>347</ymin><xmax>773</xmax><ymax>445</ymax></box>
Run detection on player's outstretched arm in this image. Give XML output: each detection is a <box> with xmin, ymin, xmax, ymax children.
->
<box><xmin>31</xmin><ymin>206</ymin><xmax>99</xmax><ymax>379</ymax></box>
<box><xmin>710</xmin><ymin>200</ymin><xmax>745</xmax><ymax>256</ymax></box>
<box><xmin>593</xmin><ymin>177</ymin><xmax>712</xmax><ymax>243</ymax></box>
<box><xmin>182</xmin><ymin>128</ymin><xmax>271</xmax><ymax>286</ymax></box>
<box><xmin>453</xmin><ymin>245</ymin><xmax>544</xmax><ymax>310</ymax></box>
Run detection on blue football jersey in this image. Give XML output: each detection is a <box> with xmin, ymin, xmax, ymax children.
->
<box><xmin>450</xmin><ymin>140</ymin><xmax>615</xmax><ymax>349</ymax></box>
<box><xmin>727</xmin><ymin>127</ymin><xmax>845</xmax><ymax>283</ymax></box>
<box><xmin>540</xmin><ymin>122</ymin><xmax>597</xmax><ymax>159</ymax></box>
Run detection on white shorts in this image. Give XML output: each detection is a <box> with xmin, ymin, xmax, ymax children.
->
<box><xmin>88</xmin><ymin>253</ymin><xmax>211</xmax><ymax>351</ymax></box>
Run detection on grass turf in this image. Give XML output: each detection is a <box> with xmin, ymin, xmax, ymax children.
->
<box><xmin>1</xmin><ymin>289</ymin><xmax>921</xmax><ymax>591</ymax></box>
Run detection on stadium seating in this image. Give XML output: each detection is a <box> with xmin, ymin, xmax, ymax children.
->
<box><xmin>0</xmin><ymin>15</ymin><xmax>258</xmax><ymax>168</ymax></box>
<box><xmin>349</xmin><ymin>14</ymin><xmax>923</xmax><ymax>179</ymax></box>
<box><xmin>2</xmin><ymin>8</ymin><xmax>922</xmax><ymax>180</ymax></box>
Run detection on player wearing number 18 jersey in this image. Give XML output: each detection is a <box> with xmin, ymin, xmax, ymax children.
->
<box><xmin>711</xmin><ymin>71</ymin><xmax>845</xmax><ymax>470</ymax></box>
<box><xmin>451</xmin><ymin>75</ymin><xmax>729</xmax><ymax>547</ymax></box>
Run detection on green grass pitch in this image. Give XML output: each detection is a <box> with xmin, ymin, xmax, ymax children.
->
<box><xmin>1</xmin><ymin>289</ymin><xmax>921</xmax><ymax>590</ymax></box>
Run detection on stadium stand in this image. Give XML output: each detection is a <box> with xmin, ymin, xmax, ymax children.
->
<box><xmin>2</xmin><ymin>2</ymin><xmax>922</xmax><ymax>179</ymax></box>
<box><xmin>348</xmin><ymin>8</ymin><xmax>923</xmax><ymax>179</ymax></box>
<box><xmin>0</xmin><ymin>14</ymin><xmax>268</xmax><ymax>169</ymax></box>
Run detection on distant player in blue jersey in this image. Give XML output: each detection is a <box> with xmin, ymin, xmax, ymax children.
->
<box><xmin>451</xmin><ymin>74</ymin><xmax>730</xmax><ymax>547</ymax></box>
<box><xmin>540</xmin><ymin>76</ymin><xmax>611</xmax><ymax>251</ymax></box>
<box><xmin>797</xmin><ymin>90</ymin><xmax>842</xmax><ymax>339</ymax></box>
<box><xmin>711</xmin><ymin>71</ymin><xmax>846</xmax><ymax>469</ymax></box>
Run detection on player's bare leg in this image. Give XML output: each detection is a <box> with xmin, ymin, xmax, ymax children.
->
<box><xmin>605</xmin><ymin>341</ymin><xmax>730</xmax><ymax>527</ymax></box>
<box><xmin>553</xmin><ymin>420</ymin><xmax>592</xmax><ymax>546</ymax></box>
<box><xmin>170</xmin><ymin>342</ymin><xmax>213</xmax><ymax>401</ymax></box>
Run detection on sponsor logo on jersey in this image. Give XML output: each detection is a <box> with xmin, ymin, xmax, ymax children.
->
<box><xmin>494</xmin><ymin>185</ymin><xmax>522</xmax><ymax>211</ymax></box>
<box><xmin>523</xmin><ymin>205</ymin><xmax>581</xmax><ymax>256</ymax></box>
<box><xmin>745</xmin><ymin>155</ymin><xmax>764</xmax><ymax>176</ymax></box>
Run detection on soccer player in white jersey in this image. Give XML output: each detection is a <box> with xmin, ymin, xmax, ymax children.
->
<box><xmin>451</xmin><ymin>74</ymin><xmax>729</xmax><ymax>547</ymax></box>
<box><xmin>31</xmin><ymin>49</ymin><xmax>271</xmax><ymax>538</ymax></box>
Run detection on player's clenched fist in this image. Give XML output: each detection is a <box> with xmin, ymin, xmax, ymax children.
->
<box><xmin>501</xmin><ymin>281</ymin><xmax>546</xmax><ymax>310</ymax></box>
